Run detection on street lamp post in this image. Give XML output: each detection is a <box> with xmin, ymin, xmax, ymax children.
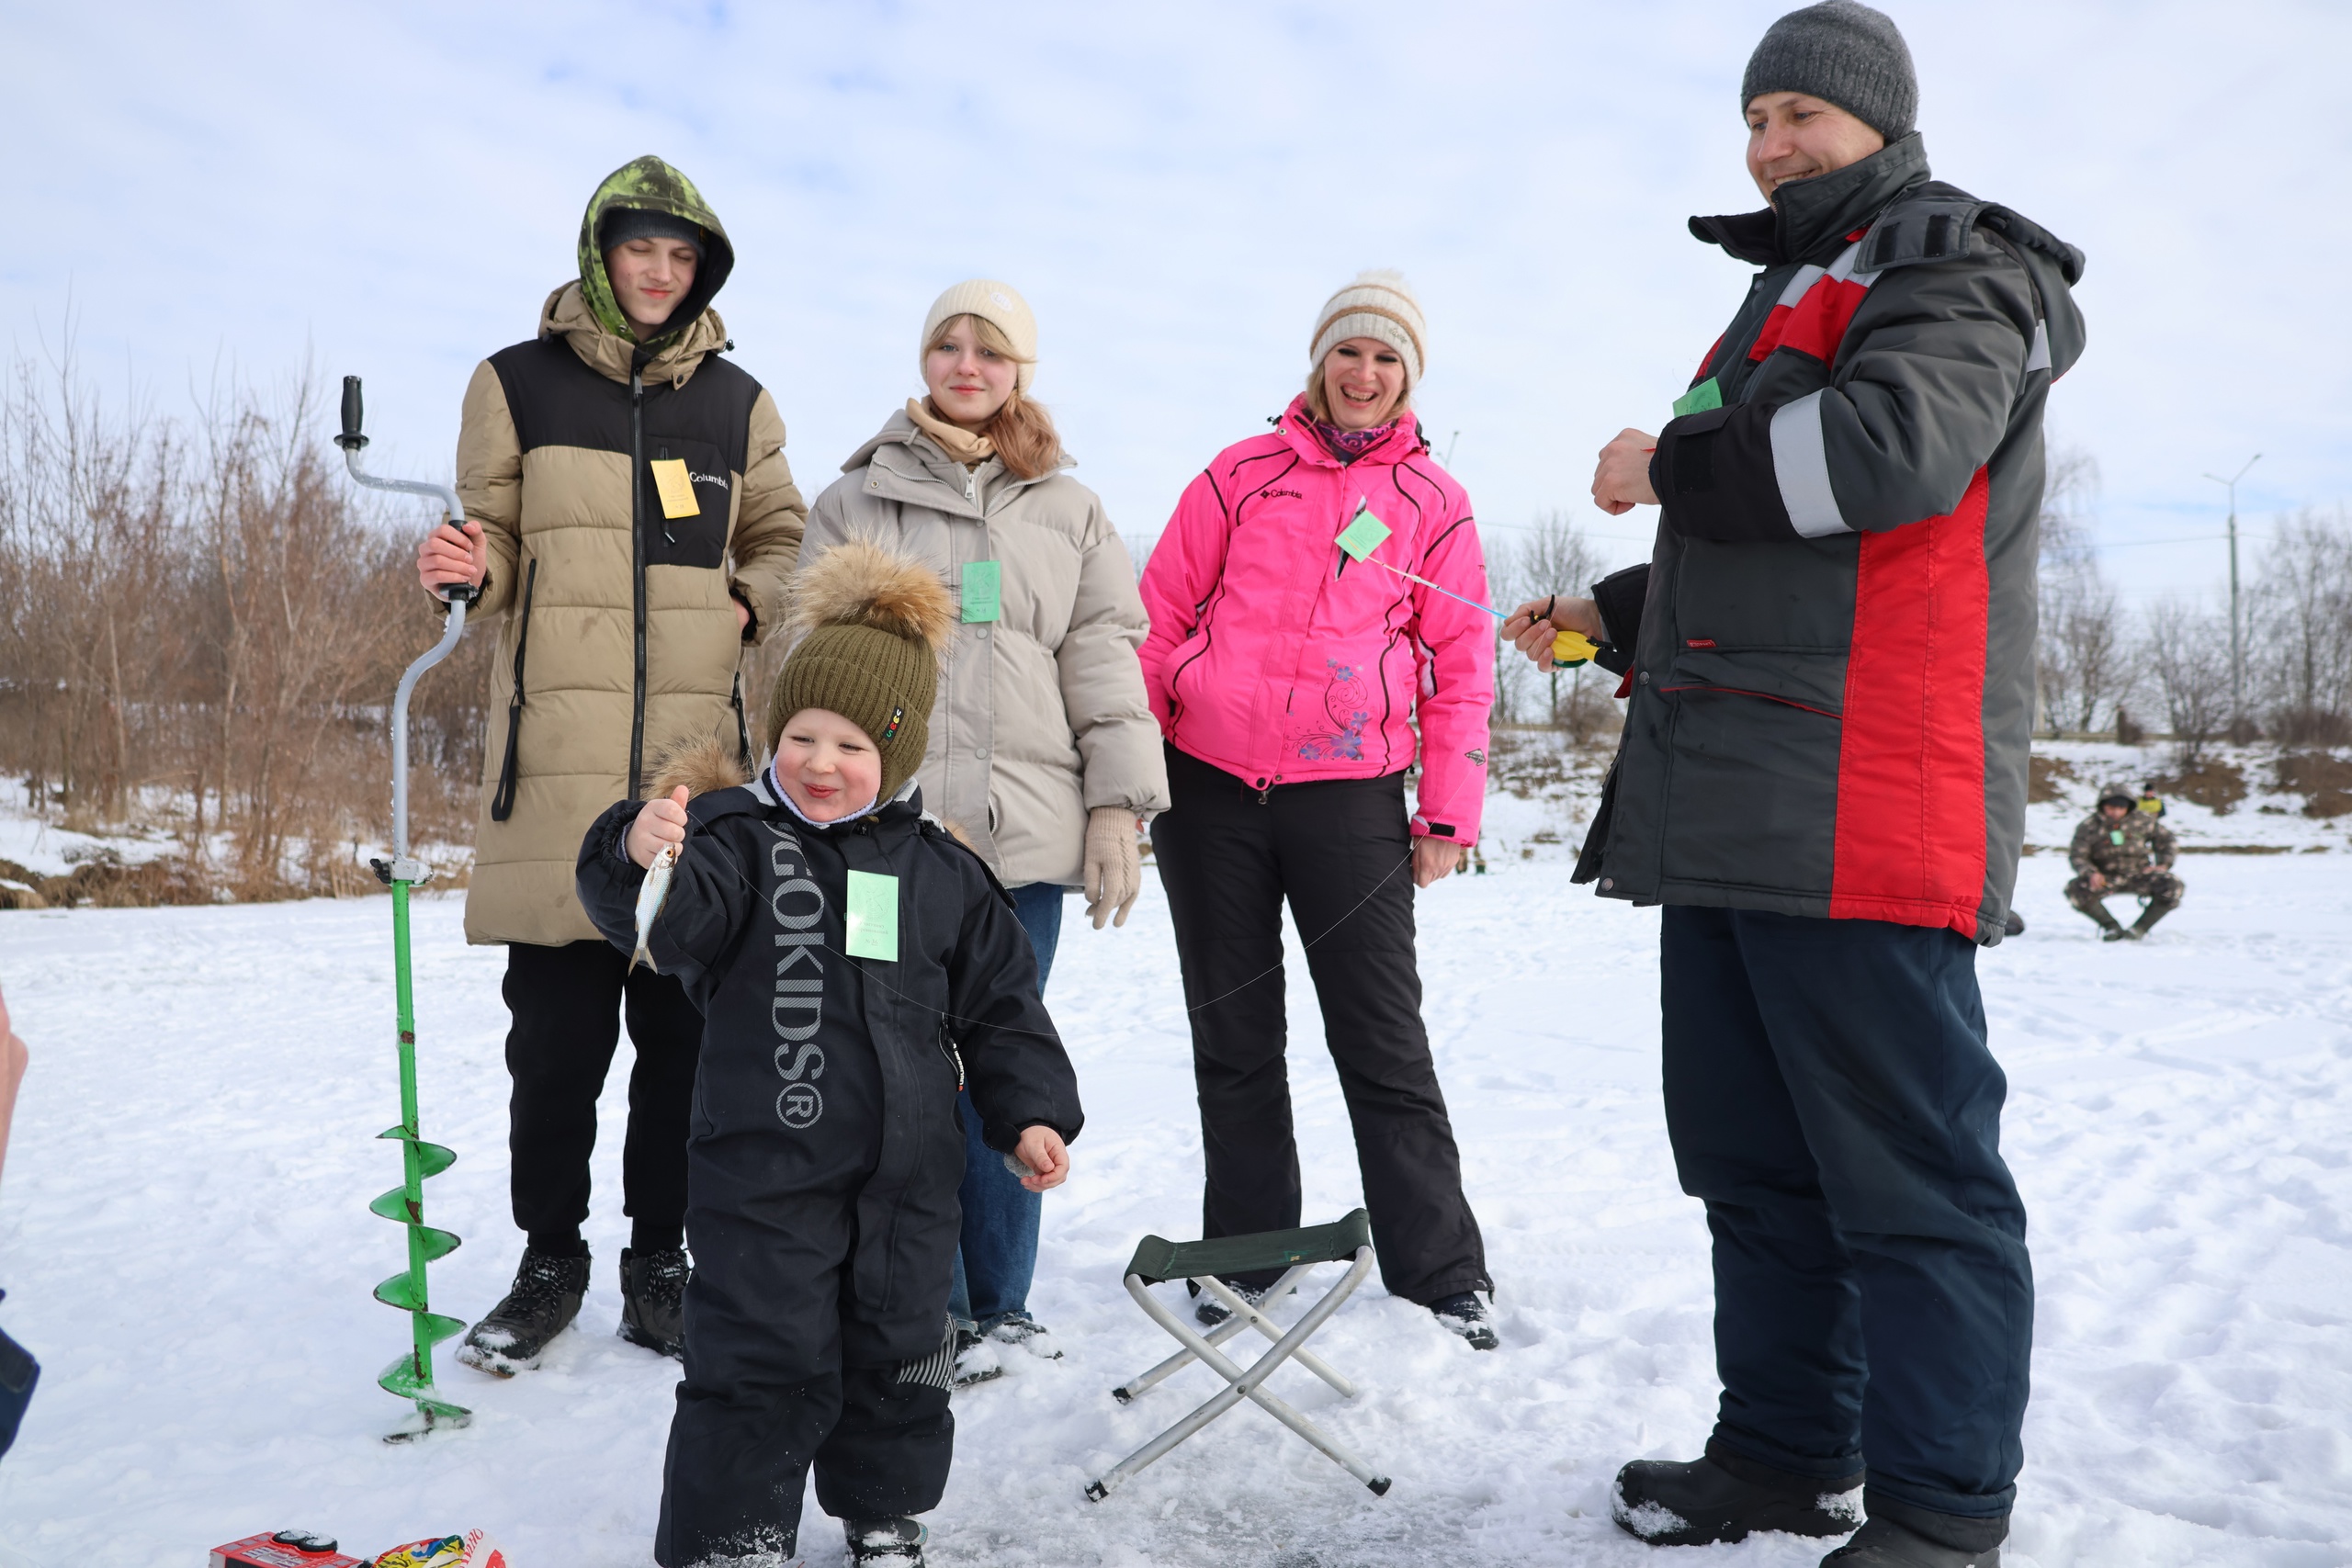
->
<box><xmin>2202</xmin><ymin>454</ymin><xmax>2261</xmax><ymax>730</ymax></box>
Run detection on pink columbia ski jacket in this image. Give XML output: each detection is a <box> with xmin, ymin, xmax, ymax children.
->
<box><xmin>1138</xmin><ymin>395</ymin><xmax>1495</xmax><ymax>843</ymax></box>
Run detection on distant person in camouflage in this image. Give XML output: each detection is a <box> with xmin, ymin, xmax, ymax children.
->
<box><xmin>2066</xmin><ymin>791</ymin><xmax>2180</xmax><ymax>941</ymax></box>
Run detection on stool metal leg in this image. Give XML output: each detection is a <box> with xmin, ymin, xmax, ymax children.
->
<box><xmin>1111</xmin><ymin>1266</ymin><xmax>1357</xmax><ymax>1404</ymax></box>
<box><xmin>1087</xmin><ymin>1247</ymin><xmax>1389</xmax><ymax>1500</ymax></box>
<box><xmin>1196</xmin><ymin>1275</ymin><xmax>1358</xmax><ymax>1398</ymax></box>
<box><xmin>1112</xmin><ymin>1265</ymin><xmax>1313</xmax><ymax>1404</ymax></box>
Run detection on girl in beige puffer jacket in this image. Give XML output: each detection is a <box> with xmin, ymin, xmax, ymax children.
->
<box><xmin>795</xmin><ymin>279</ymin><xmax>1165</xmax><ymax>1372</ymax></box>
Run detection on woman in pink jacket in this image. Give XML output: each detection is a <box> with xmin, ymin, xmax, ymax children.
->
<box><xmin>1139</xmin><ymin>271</ymin><xmax>1498</xmax><ymax>1347</ymax></box>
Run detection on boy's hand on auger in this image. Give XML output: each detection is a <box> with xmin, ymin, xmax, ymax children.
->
<box><xmin>417</xmin><ymin>519</ymin><xmax>489</xmax><ymax>592</ymax></box>
<box><xmin>1013</xmin><ymin>1125</ymin><xmax>1069</xmax><ymax>1192</ymax></box>
<box><xmin>628</xmin><ymin>786</ymin><xmax>691</xmax><ymax>869</ymax></box>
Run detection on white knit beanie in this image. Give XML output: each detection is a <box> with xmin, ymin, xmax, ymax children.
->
<box><xmin>1309</xmin><ymin>269</ymin><xmax>1427</xmax><ymax>389</ymax></box>
<box><xmin>921</xmin><ymin>278</ymin><xmax>1038</xmax><ymax>394</ymax></box>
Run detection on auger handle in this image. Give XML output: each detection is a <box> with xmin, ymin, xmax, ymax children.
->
<box><xmin>338</xmin><ymin>375</ymin><xmax>368</xmax><ymax>451</ymax></box>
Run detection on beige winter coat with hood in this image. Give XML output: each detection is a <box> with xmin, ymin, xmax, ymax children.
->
<box><xmin>452</xmin><ymin>156</ymin><xmax>807</xmax><ymax>946</ymax></box>
<box><xmin>797</xmin><ymin>408</ymin><xmax>1167</xmax><ymax>886</ymax></box>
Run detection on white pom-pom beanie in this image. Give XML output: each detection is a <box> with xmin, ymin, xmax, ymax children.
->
<box><xmin>1309</xmin><ymin>269</ymin><xmax>1427</xmax><ymax>389</ymax></box>
<box><xmin>921</xmin><ymin>278</ymin><xmax>1038</xmax><ymax>393</ymax></box>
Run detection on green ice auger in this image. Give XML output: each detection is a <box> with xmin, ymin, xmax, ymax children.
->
<box><xmin>338</xmin><ymin>376</ymin><xmax>476</xmax><ymax>1442</ymax></box>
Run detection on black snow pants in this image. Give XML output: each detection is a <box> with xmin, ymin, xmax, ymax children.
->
<box><xmin>1660</xmin><ymin>906</ymin><xmax>2032</xmax><ymax>1526</ymax></box>
<box><xmin>503</xmin><ymin>938</ymin><xmax>702</xmax><ymax>1255</ymax></box>
<box><xmin>655</xmin><ymin>1021</ymin><xmax>955</xmax><ymax>1565</ymax></box>
<box><xmin>1150</xmin><ymin>743</ymin><xmax>1488</xmax><ymax>1305</ymax></box>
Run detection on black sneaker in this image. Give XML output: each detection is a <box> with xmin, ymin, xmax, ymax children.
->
<box><xmin>1193</xmin><ymin>1279</ymin><xmax>1269</xmax><ymax>1329</ymax></box>
<box><xmin>845</xmin><ymin>1517</ymin><xmax>929</xmax><ymax>1564</ymax></box>
<box><xmin>1821</xmin><ymin>1512</ymin><xmax>2004</xmax><ymax>1566</ymax></box>
<box><xmin>618</xmin><ymin>1246</ymin><xmax>689</xmax><ymax>1359</ymax></box>
<box><xmin>987</xmin><ymin>1312</ymin><xmax>1062</xmax><ymax>1360</ymax></box>
<box><xmin>951</xmin><ymin>1325</ymin><xmax>1004</xmax><ymax>1388</ymax></box>
<box><xmin>1611</xmin><ymin>1439</ymin><xmax>1862</xmax><ymax>1546</ymax></box>
<box><xmin>456</xmin><ymin>1247</ymin><xmax>589</xmax><ymax>1376</ymax></box>
<box><xmin>1429</xmin><ymin>1291</ymin><xmax>1499</xmax><ymax>1350</ymax></box>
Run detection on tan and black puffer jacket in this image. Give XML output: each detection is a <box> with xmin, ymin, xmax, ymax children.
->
<box><xmin>452</xmin><ymin>155</ymin><xmax>808</xmax><ymax>946</ymax></box>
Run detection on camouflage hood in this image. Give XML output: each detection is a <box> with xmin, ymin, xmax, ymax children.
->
<box><xmin>572</xmin><ymin>154</ymin><xmax>736</xmax><ymax>351</ymax></box>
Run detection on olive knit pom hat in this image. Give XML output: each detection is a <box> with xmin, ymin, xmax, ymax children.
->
<box><xmin>769</xmin><ymin>543</ymin><xmax>956</xmax><ymax>802</ymax></box>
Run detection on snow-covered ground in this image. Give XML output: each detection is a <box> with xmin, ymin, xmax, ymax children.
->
<box><xmin>1</xmin><ymin>831</ymin><xmax>2347</xmax><ymax>1565</ymax></box>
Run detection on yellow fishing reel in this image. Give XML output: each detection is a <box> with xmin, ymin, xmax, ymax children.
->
<box><xmin>1552</xmin><ymin>629</ymin><xmax>1599</xmax><ymax>668</ymax></box>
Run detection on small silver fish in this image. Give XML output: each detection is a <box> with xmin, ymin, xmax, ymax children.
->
<box><xmin>631</xmin><ymin>841</ymin><xmax>679</xmax><ymax>972</ymax></box>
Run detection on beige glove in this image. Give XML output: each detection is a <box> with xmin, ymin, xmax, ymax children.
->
<box><xmin>1081</xmin><ymin>806</ymin><xmax>1143</xmax><ymax>930</ymax></box>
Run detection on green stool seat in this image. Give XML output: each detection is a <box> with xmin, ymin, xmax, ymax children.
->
<box><xmin>1087</xmin><ymin>1208</ymin><xmax>1388</xmax><ymax>1501</ymax></box>
<box><xmin>1121</xmin><ymin>1210</ymin><xmax>1374</xmax><ymax>1289</ymax></box>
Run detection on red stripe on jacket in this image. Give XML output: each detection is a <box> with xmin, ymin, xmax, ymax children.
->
<box><xmin>1827</xmin><ymin>468</ymin><xmax>1993</xmax><ymax>936</ymax></box>
<box><xmin>1748</xmin><ymin>276</ymin><xmax>1871</xmax><ymax>365</ymax></box>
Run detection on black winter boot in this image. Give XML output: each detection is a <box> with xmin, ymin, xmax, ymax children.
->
<box><xmin>845</xmin><ymin>1517</ymin><xmax>929</xmax><ymax>1564</ymax></box>
<box><xmin>617</xmin><ymin>1246</ymin><xmax>689</xmax><ymax>1359</ymax></box>
<box><xmin>2128</xmin><ymin>904</ymin><xmax>2169</xmax><ymax>939</ymax></box>
<box><xmin>1820</xmin><ymin>1495</ymin><xmax>2007</xmax><ymax>1566</ymax></box>
<box><xmin>1611</xmin><ymin>1438</ymin><xmax>1862</xmax><ymax>1547</ymax></box>
<box><xmin>456</xmin><ymin>1247</ymin><xmax>589</xmax><ymax>1376</ymax></box>
<box><xmin>1428</xmin><ymin>1290</ymin><xmax>1499</xmax><ymax>1350</ymax></box>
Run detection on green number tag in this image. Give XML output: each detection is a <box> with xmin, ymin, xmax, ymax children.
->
<box><xmin>1335</xmin><ymin>506</ymin><xmax>1391</xmax><ymax>561</ymax></box>
<box><xmin>1672</xmin><ymin>378</ymin><xmax>1723</xmax><ymax>419</ymax></box>
<box><xmin>2109</xmin><ymin>829</ymin><xmax>2125</xmax><ymax>846</ymax></box>
<box><xmin>960</xmin><ymin>559</ymin><xmax>1001</xmax><ymax>624</ymax></box>
<box><xmin>844</xmin><ymin>869</ymin><xmax>899</xmax><ymax>961</ymax></box>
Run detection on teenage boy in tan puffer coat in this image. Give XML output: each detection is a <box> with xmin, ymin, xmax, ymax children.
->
<box><xmin>415</xmin><ymin>154</ymin><xmax>807</xmax><ymax>1374</ymax></box>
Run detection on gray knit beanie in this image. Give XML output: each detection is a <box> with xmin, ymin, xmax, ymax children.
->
<box><xmin>1742</xmin><ymin>1</ymin><xmax>1917</xmax><ymax>141</ymax></box>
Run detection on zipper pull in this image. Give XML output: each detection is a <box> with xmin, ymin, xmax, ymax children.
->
<box><xmin>659</xmin><ymin>444</ymin><xmax>675</xmax><ymax>545</ymax></box>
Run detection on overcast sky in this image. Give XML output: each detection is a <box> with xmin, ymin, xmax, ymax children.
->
<box><xmin>8</xmin><ymin>0</ymin><xmax>2347</xmax><ymax>606</ymax></box>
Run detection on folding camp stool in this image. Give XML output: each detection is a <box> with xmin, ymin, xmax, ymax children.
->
<box><xmin>1086</xmin><ymin>1208</ymin><xmax>1389</xmax><ymax>1500</ymax></box>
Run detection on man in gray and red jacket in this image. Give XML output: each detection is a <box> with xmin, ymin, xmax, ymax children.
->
<box><xmin>1506</xmin><ymin>5</ymin><xmax>2084</xmax><ymax>1564</ymax></box>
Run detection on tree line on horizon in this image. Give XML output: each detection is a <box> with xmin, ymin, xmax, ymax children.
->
<box><xmin>2035</xmin><ymin>445</ymin><xmax>2352</xmax><ymax>766</ymax></box>
<box><xmin>0</xmin><ymin>360</ymin><xmax>2345</xmax><ymax>897</ymax></box>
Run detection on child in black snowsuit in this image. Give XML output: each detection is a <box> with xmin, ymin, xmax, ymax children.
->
<box><xmin>576</xmin><ymin>542</ymin><xmax>1083</xmax><ymax>1568</ymax></box>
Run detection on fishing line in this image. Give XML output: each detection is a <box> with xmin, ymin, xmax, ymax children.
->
<box><xmin>649</xmin><ymin>763</ymin><xmax>1485</xmax><ymax>1045</ymax></box>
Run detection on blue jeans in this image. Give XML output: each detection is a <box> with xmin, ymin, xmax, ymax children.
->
<box><xmin>948</xmin><ymin>881</ymin><xmax>1062</xmax><ymax>1333</ymax></box>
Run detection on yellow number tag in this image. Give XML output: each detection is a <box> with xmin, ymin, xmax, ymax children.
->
<box><xmin>650</xmin><ymin>458</ymin><xmax>700</xmax><ymax>520</ymax></box>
